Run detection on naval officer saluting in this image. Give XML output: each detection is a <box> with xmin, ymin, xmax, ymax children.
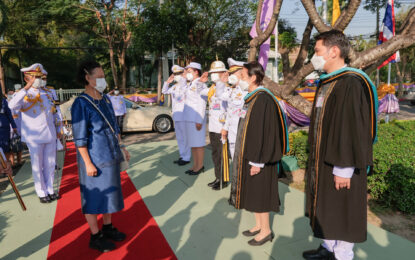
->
<box><xmin>162</xmin><ymin>65</ymin><xmax>191</xmax><ymax>165</ymax></box>
<box><xmin>9</xmin><ymin>63</ymin><xmax>61</xmax><ymax>203</ymax></box>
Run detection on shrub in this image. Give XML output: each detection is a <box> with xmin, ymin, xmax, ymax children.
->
<box><xmin>288</xmin><ymin>130</ymin><xmax>309</xmax><ymax>169</ymax></box>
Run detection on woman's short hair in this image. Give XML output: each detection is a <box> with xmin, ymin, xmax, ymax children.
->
<box><xmin>243</xmin><ymin>61</ymin><xmax>265</xmax><ymax>85</ymax></box>
<box><xmin>77</xmin><ymin>60</ymin><xmax>101</xmax><ymax>86</ymax></box>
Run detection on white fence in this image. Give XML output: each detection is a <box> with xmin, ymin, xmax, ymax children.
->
<box><xmin>57</xmin><ymin>88</ymin><xmax>84</xmax><ymax>102</ymax></box>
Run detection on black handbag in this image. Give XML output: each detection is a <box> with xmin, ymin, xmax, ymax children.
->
<box><xmin>10</xmin><ymin>133</ymin><xmax>23</xmax><ymax>153</ymax></box>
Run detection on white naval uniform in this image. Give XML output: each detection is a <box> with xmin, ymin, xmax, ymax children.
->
<box><xmin>200</xmin><ymin>81</ymin><xmax>227</xmax><ymax>134</ymax></box>
<box><xmin>107</xmin><ymin>94</ymin><xmax>127</xmax><ymax>116</ymax></box>
<box><xmin>8</xmin><ymin>92</ymin><xmax>22</xmax><ymax>135</ymax></box>
<box><xmin>162</xmin><ymin>78</ymin><xmax>191</xmax><ymax>161</ymax></box>
<box><xmin>217</xmin><ymin>84</ymin><xmax>248</xmax><ymax>158</ymax></box>
<box><xmin>8</xmin><ymin>87</ymin><xmax>60</xmax><ymax>198</ymax></box>
<box><xmin>183</xmin><ymin>78</ymin><xmax>207</xmax><ymax>148</ymax></box>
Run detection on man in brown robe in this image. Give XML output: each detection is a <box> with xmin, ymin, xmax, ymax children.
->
<box><xmin>303</xmin><ymin>30</ymin><xmax>378</xmax><ymax>260</ymax></box>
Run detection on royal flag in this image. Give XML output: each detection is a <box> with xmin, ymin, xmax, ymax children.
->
<box><xmin>378</xmin><ymin>0</ymin><xmax>400</xmax><ymax>69</ymax></box>
<box><xmin>250</xmin><ymin>0</ymin><xmax>276</xmax><ymax>70</ymax></box>
<box><xmin>332</xmin><ymin>0</ymin><xmax>341</xmax><ymax>26</ymax></box>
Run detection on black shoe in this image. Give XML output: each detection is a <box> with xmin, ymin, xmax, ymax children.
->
<box><xmin>208</xmin><ymin>179</ymin><xmax>219</xmax><ymax>187</ymax></box>
<box><xmin>248</xmin><ymin>232</ymin><xmax>274</xmax><ymax>246</ymax></box>
<box><xmin>302</xmin><ymin>245</ymin><xmax>335</xmax><ymax>260</ymax></box>
<box><xmin>173</xmin><ymin>158</ymin><xmax>182</xmax><ymax>164</ymax></box>
<box><xmin>188</xmin><ymin>166</ymin><xmax>205</xmax><ymax>176</ymax></box>
<box><xmin>212</xmin><ymin>181</ymin><xmax>229</xmax><ymax>190</ymax></box>
<box><xmin>39</xmin><ymin>196</ymin><xmax>52</xmax><ymax>203</ymax></box>
<box><xmin>102</xmin><ymin>224</ymin><xmax>126</xmax><ymax>242</ymax></box>
<box><xmin>89</xmin><ymin>231</ymin><xmax>116</xmax><ymax>252</ymax></box>
<box><xmin>242</xmin><ymin>229</ymin><xmax>261</xmax><ymax>237</ymax></box>
<box><xmin>177</xmin><ymin>159</ymin><xmax>190</xmax><ymax>166</ymax></box>
<box><xmin>48</xmin><ymin>194</ymin><xmax>60</xmax><ymax>201</ymax></box>
<box><xmin>185</xmin><ymin>169</ymin><xmax>193</xmax><ymax>174</ymax></box>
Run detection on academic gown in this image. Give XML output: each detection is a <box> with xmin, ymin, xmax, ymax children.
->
<box><xmin>305</xmin><ymin>71</ymin><xmax>377</xmax><ymax>243</ymax></box>
<box><xmin>229</xmin><ymin>88</ymin><xmax>288</xmax><ymax>213</ymax></box>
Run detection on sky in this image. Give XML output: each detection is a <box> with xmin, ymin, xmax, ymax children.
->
<box><xmin>277</xmin><ymin>0</ymin><xmax>414</xmax><ymax>40</ymax></box>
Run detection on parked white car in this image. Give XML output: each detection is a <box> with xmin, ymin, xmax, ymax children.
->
<box><xmin>59</xmin><ymin>96</ymin><xmax>173</xmax><ymax>140</ymax></box>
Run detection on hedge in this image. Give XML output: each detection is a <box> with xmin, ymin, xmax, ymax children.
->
<box><xmin>288</xmin><ymin>120</ymin><xmax>415</xmax><ymax>214</ymax></box>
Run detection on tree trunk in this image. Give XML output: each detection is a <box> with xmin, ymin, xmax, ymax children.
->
<box><xmin>109</xmin><ymin>43</ymin><xmax>119</xmax><ymax>89</ymax></box>
<box><xmin>395</xmin><ymin>62</ymin><xmax>404</xmax><ymax>97</ymax></box>
<box><xmin>157</xmin><ymin>53</ymin><xmax>163</xmax><ymax>103</ymax></box>
<box><xmin>0</xmin><ymin>52</ymin><xmax>6</xmax><ymax>95</ymax></box>
<box><xmin>118</xmin><ymin>47</ymin><xmax>128</xmax><ymax>93</ymax></box>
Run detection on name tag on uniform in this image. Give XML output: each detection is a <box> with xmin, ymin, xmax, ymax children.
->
<box><xmin>239</xmin><ymin>107</ymin><xmax>248</xmax><ymax>118</ymax></box>
<box><xmin>316</xmin><ymin>96</ymin><xmax>324</xmax><ymax>108</ymax></box>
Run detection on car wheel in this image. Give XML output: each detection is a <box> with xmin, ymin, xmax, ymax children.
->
<box><xmin>411</xmin><ymin>100</ymin><xmax>415</xmax><ymax>106</ymax></box>
<box><xmin>153</xmin><ymin>115</ymin><xmax>173</xmax><ymax>133</ymax></box>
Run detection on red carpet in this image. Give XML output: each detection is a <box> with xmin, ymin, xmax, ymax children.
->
<box><xmin>47</xmin><ymin>143</ymin><xmax>177</xmax><ymax>260</ymax></box>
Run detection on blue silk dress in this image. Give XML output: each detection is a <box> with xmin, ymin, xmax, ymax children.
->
<box><xmin>0</xmin><ymin>98</ymin><xmax>17</xmax><ymax>153</ymax></box>
<box><xmin>71</xmin><ymin>93</ymin><xmax>124</xmax><ymax>214</ymax></box>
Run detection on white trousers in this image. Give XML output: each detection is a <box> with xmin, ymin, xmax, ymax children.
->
<box><xmin>174</xmin><ymin>121</ymin><xmax>191</xmax><ymax>161</ymax></box>
<box><xmin>27</xmin><ymin>141</ymin><xmax>57</xmax><ymax>197</ymax></box>
<box><xmin>323</xmin><ymin>240</ymin><xmax>354</xmax><ymax>260</ymax></box>
<box><xmin>229</xmin><ymin>142</ymin><xmax>235</xmax><ymax>160</ymax></box>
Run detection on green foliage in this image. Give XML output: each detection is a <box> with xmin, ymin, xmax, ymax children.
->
<box><xmin>288</xmin><ymin>131</ymin><xmax>309</xmax><ymax>169</ymax></box>
<box><xmin>368</xmin><ymin>120</ymin><xmax>415</xmax><ymax>214</ymax></box>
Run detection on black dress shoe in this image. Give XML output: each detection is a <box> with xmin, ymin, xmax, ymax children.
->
<box><xmin>48</xmin><ymin>194</ymin><xmax>60</xmax><ymax>201</ymax></box>
<box><xmin>39</xmin><ymin>196</ymin><xmax>52</xmax><ymax>203</ymax></box>
<box><xmin>302</xmin><ymin>245</ymin><xmax>335</xmax><ymax>260</ymax></box>
<box><xmin>247</xmin><ymin>232</ymin><xmax>274</xmax><ymax>246</ymax></box>
<box><xmin>173</xmin><ymin>158</ymin><xmax>182</xmax><ymax>164</ymax></box>
<box><xmin>89</xmin><ymin>231</ymin><xmax>116</xmax><ymax>252</ymax></box>
<box><xmin>212</xmin><ymin>181</ymin><xmax>229</xmax><ymax>190</ymax></box>
<box><xmin>185</xmin><ymin>169</ymin><xmax>193</xmax><ymax>174</ymax></box>
<box><xmin>242</xmin><ymin>229</ymin><xmax>261</xmax><ymax>237</ymax></box>
<box><xmin>102</xmin><ymin>225</ymin><xmax>126</xmax><ymax>242</ymax></box>
<box><xmin>188</xmin><ymin>166</ymin><xmax>205</xmax><ymax>176</ymax></box>
<box><xmin>208</xmin><ymin>179</ymin><xmax>219</xmax><ymax>187</ymax></box>
<box><xmin>177</xmin><ymin>159</ymin><xmax>190</xmax><ymax>166</ymax></box>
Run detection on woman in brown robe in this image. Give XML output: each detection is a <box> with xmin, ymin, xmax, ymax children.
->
<box><xmin>229</xmin><ymin>61</ymin><xmax>289</xmax><ymax>246</ymax></box>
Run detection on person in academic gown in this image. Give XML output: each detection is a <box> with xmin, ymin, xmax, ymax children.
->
<box><xmin>229</xmin><ymin>61</ymin><xmax>289</xmax><ymax>246</ymax></box>
<box><xmin>303</xmin><ymin>30</ymin><xmax>378</xmax><ymax>260</ymax></box>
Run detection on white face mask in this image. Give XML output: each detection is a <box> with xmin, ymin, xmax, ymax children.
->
<box><xmin>41</xmin><ymin>80</ymin><xmax>47</xmax><ymax>87</ymax></box>
<box><xmin>186</xmin><ymin>73</ymin><xmax>194</xmax><ymax>82</ymax></box>
<box><xmin>239</xmin><ymin>80</ymin><xmax>250</xmax><ymax>91</ymax></box>
<box><xmin>228</xmin><ymin>74</ymin><xmax>239</xmax><ymax>85</ymax></box>
<box><xmin>95</xmin><ymin>78</ymin><xmax>107</xmax><ymax>93</ymax></box>
<box><xmin>174</xmin><ymin>75</ymin><xmax>182</xmax><ymax>82</ymax></box>
<box><xmin>210</xmin><ymin>73</ymin><xmax>220</xmax><ymax>82</ymax></box>
<box><xmin>32</xmin><ymin>78</ymin><xmax>42</xmax><ymax>89</ymax></box>
<box><xmin>114</xmin><ymin>90</ymin><xmax>120</xmax><ymax>95</ymax></box>
<box><xmin>311</xmin><ymin>54</ymin><xmax>327</xmax><ymax>72</ymax></box>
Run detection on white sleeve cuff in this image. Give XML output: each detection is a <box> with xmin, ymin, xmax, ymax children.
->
<box><xmin>333</xmin><ymin>166</ymin><xmax>355</xmax><ymax>178</ymax></box>
<box><xmin>249</xmin><ymin>162</ymin><xmax>264</xmax><ymax>168</ymax></box>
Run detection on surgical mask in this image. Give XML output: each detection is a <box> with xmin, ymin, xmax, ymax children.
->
<box><xmin>228</xmin><ymin>74</ymin><xmax>239</xmax><ymax>85</ymax></box>
<box><xmin>239</xmin><ymin>80</ymin><xmax>250</xmax><ymax>91</ymax></box>
<box><xmin>41</xmin><ymin>80</ymin><xmax>47</xmax><ymax>87</ymax></box>
<box><xmin>32</xmin><ymin>78</ymin><xmax>42</xmax><ymax>89</ymax></box>
<box><xmin>114</xmin><ymin>90</ymin><xmax>120</xmax><ymax>95</ymax></box>
<box><xmin>211</xmin><ymin>73</ymin><xmax>220</xmax><ymax>82</ymax></box>
<box><xmin>186</xmin><ymin>73</ymin><xmax>194</xmax><ymax>82</ymax></box>
<box><xmin>174</xmin><ymin>75</ymin><xmax>182</xmax><ymax>82</ymax></box>
<box><xmin>311</xmin><ymin>54</ymin><xmax>327</xmax><ymax>72</ymax></box>
<box><xmin>95</xmin><ymin>78</ymin><xmax>107</xmax><ymax>93</ymax></box>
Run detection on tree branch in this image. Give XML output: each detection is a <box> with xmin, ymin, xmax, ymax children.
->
<box><xmin>290</xmin><ymin>18</ymin><xmax>313</xmax><ymax>76</ymax></box>
<box><xmin>255</xmin><ymin>0</ymin><xmax>264</xmax><ymax>37</ymax></box>
<box><xmin>301</xmin><ymin>0</ymin><xmax>331</xmax><ymax>32</ymax></box>
<box><xmin>333</xmin><ymin>0</ymin><xmax>361</xmax><ymax>31</ymax></box>
<box><xmin>398</xmin><ymin>7</ymin><xmax>415</xmax><ymax>35</ymax></box>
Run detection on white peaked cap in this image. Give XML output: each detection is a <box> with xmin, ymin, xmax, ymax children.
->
<box><xmin>171</xmin><ymin>65</ymin><xmax>184</xmax><ymax>73</ymax></box>
<box><xmin>20</xmin><ymin>63</ymin><xmax>48</xmax><ymax>76</ymax></box>
<box><xmin>185</xmin><ymin>62</ymin><xmax>202</xmax><ymax>71</ymax></box>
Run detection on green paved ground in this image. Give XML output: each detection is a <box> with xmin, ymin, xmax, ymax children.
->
<box><xmin>1</xmin><ymin>140</ymin><xmax>414</xmax><ymax>260</ymax></box>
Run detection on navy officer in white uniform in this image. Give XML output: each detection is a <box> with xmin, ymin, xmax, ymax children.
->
<box><xmin>162</xmin><ymin>65</ymin><xmax>191</xmax><ymax>165</ymax></box>
<box><xmin>107</xmin><ymin>88</ymin><xmax>127</xmax><ymax>134</ymax></box>
<box><xmin>9</xmin><ymin>63</ymin><xmax>61</xmax><ymax>203</ymax></box>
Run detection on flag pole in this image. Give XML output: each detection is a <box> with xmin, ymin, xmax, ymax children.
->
<box><xmin>323</xmin><ymin>0</ymin><xmax>327</xmax><ymax>24</ymax></box>
<box><xmin>274</xmin><ymin>21</ymin><xmax>279</xmax><ymax>83</ymax></box>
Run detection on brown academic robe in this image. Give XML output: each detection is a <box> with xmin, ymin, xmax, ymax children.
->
<box><xmin>229</xmin><ymin>90</ymin><xmax>287</xmax><ymax>213</ymax></box>
<box><xmin>306</xmin><ymin>72</ymin><xmax>377</xmax><ymax>243</ymax></box>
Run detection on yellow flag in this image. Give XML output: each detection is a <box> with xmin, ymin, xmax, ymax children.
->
<box><xmin>332</xmin><ymin>0</ymin><xmax>341</xmax><ymax>26</ymax></box>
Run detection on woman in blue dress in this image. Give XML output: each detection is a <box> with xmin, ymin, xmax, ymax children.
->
<box><xmin>0</xmin><ymin>92</ymin><xmax>17</xmax><ymax>161</ymax></box>
<box><xmin>71</xmin><ymin>60</ymin><xmax>130</xmax><ymax>252</ymax></box>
